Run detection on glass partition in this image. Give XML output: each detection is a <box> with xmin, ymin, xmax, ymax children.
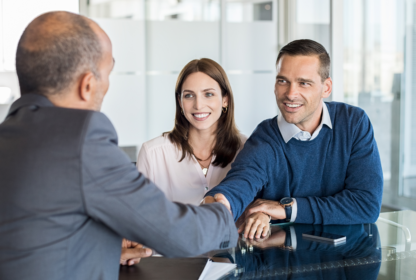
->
<box><xmin>225</xmin><ymin>0</ymin><xmax>278</xmax><ymax>135</ymax></box>
<box><xmin>293</xmin><ymin>0</ymin><xmax>331</xmax><ymax>52</ymax></box>
<box><xmin>402</xmin><ymin>0</ymin><xmax>416</xmax><ymax>201</ymax></box>
<box><xmin>144</xmin><ymin>0</ymin><xmax>221</xmax><ymax>140</ymax></box>
<box><xmin>343</xmin><ymin>0</ymin><xmax>416</xmax><ymax>209</ymax></box>
<box><xmin>82</xmin><ymin>0</ymin><xmax>280</xmax><ymax>151</ymax></box>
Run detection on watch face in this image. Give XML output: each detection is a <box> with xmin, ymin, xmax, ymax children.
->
<box><xmin>280</xmin><ymin>197</ymin><xmax>293</xmax><ymax>205</ymax></box>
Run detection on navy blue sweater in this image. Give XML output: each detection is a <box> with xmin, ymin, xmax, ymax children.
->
<box><xmin>206</xmin><ymin>102</ymin><xmax>383</xmax><ymax>224</ymax></box>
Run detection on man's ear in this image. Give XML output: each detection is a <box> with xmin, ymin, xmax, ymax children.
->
<box><xmin>78</xmin><ymin>72</ymin><xmax>96</xmax><ymax>102</ymax></box>
<box><xmin>322</xmin><ymin>77</ymin><xmax>332</xmax><ymax>99</ymax></box>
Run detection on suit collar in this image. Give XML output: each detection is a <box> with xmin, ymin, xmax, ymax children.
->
<box><xmin>7</xmin><ymin>93</ymin><xmax>54</xmax><ymax>117</ymax></box>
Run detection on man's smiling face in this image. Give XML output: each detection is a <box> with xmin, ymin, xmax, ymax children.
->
<box><xmin>274</xmin><ymin>54</ymin><xmax>332</xmax><ymax>132</ymax></box>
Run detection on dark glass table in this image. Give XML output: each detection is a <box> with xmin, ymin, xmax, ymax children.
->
<box><xmin>119</xmin><ymin>211</ymin><xmax>416</xmax><ymax>279</ymax></box>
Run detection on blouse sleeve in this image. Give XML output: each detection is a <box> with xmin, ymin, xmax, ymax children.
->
<box><xmin>136</xmin><ymin>141</ymin><xmax>171</xmax><ymax>200</ymax></box>
<box><xmin>137</xmin><ymin>144</ymin><xmax>152</xmax><ymax>180</ymax></box>
<box><xmin>239</xmin><ymin>134</ymin><xmax>248</xmax><ymax>150</ymax></box>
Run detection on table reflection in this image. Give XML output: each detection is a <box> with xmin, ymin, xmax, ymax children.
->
<box><xmin>214</xmin><ymin>224</ymin><xmax>381</xmax><ymax>279</ymax></box>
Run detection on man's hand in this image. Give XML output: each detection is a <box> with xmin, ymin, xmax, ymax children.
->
<box><xmin>202</xmin><ymin>194</ymin><xmax>232</xmax><ymax>214</ymax></box>
<box><xmin>120</xmin><ymin>239</ymin><xmax>152</xmax><ymax>266</ymax></box>
<box><xmin>238</xmin><ymin>212</ymin><xmax>270</xmax><ymax>239</ymax></box>
<box><xmin>245</xmin><ymin>199</ymin><xmax>286</xmax><ymax>220</ymax></box>
<box><xmin>244</xmin><ymin>227</ymin><xmax>286</xmax><ymax>249</ymax></box>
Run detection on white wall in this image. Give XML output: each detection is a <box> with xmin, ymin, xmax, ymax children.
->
<box><xmin>146</xmin><ymin>21</ymin><xmax>221</xmax><ymax>140</ymax></box>
<box><xmin>0</xmin><ymin>0</ymin><xmax>79</xmax><ymax>122</ymax></box>
<box><xmin>95</xmin><ymin>19</ymin><xmax>147</xmax><ymax>147</ymax></box>
<box><xmin>225</xmin><ymin>21</ymin><xmax>278</xmax><ymax>135</ymax></box>
<box><xmin>1</xmin><ymin>0</ymin><xmax>79</xmax><ymax>71</ymax></box>
<box><xmin>93</xmin><ymin>3</ymin><xmax>279</xmax><ymax>145</ymax></box>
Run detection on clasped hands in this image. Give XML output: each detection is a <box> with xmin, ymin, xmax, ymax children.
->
<box><xmin>120</xmin><ymin>239</ymin><xmax>152</xmax><ymax>266</ymax></box>
<box><xmin>203</xmin><ymin>195</ymin><xmax>286</xmax><ymax>239</ymax></box>
<box><xmin>120</xmin><ymin>196</ymin><xmax>287</xmax><ymax>266</ymax></box>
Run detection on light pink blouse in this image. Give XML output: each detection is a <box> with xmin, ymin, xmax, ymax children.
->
<box><xmin>137</xmin><ymin>134</ymin><xmax>247</xmax><ymax>205</ymax></box>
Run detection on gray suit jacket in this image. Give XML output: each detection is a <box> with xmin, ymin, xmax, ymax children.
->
<box><xmin>0</xmin><ymin>94</ymin><xmax>238</xmax><ymax>280</ymax></box>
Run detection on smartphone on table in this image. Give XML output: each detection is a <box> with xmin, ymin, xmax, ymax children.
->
<box><xmin>302</xmin><ymin>231</ymin><xmax>346</xmax><ymax>245</ymax></box>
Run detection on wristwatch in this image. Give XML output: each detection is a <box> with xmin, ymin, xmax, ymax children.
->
<box><xmin>280</xmin><ymin>197</ymin><xmax>294</xmax><ymax>222</ymax></box>
<box><xmin>278</xmin><ymin>227</ymin><xmax>296</xmax><ymax>251</ymax></box>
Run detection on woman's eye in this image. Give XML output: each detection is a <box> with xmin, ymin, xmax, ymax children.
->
<box><xmin>206</xmin><ymin>92</ymin><xmax>214</xmax><ymax>97</ymax></box>
<box><xmin>184</xmin><ymin>94</ymin><xmax>193</xmax><ymax>98</ymax></box>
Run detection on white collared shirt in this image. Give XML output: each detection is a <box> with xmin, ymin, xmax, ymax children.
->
<box><xmin>277</xmin><ymin>102</ymin><xmax>333</xmax><ymax>222</ymax></box>
<box><xmin>278</xmin><ymin>101</ymin><xmax>333</xmax><ymax>143</ymax></box>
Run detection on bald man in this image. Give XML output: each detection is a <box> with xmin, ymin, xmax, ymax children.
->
<box><xmin>0</xmin><ymin>12</ymin><xmax>237</xmax><ymax>280</ymax></box>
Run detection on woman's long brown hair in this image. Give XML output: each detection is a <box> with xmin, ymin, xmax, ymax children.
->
<box><xmin>164</xmin><ymin>58</ymin><xmax>241</xmax><ymax>168</ymax></box>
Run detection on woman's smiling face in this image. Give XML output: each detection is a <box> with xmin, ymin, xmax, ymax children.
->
<box><xmin>180</xmin><ymin>71</ymin><xmax>228</xmax><ymax>133</ymax></box>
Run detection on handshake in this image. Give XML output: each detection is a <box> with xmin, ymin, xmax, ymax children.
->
<box><xmin>120</xmin><ymin>194</ymin><xmax>287</xmax><ymax>266</ymax></box>
<box><xmin>202</xmin><ymin>194</ymin><xmax>287</xmax><ymax>240</ymax></box>
<box><xmin>202</xmin><ymin>194</ymin><xmax>232</xmax><ymax>213</ymax></box>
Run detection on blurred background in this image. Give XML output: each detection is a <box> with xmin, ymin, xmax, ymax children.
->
<box><xmin>0</xmin><ymin>0</ymin><xmax>414</xmax><ymax>211</ymax></box>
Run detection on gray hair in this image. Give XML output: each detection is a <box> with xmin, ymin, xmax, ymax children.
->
<box><xmin>16</xmin><ymin>12</ymin><xmax>102</xmax><ymax>95</ymax></box>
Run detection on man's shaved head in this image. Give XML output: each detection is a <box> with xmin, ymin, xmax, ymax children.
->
<box><xmin>16</xmin><ymin>11</ymin><xmax>102</xmax><ymax>96</ymax></box>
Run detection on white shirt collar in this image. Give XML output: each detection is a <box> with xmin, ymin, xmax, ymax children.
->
<box><xmin>277</xmin><ymin>101</ymin><xmax>332</xmax><ymax>143</ymax></box>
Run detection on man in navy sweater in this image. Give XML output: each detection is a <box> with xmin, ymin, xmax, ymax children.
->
<box><xmin>204</xmin><ymin>39</ymin><xmax>383</xmax><ymax>238</ymax></box>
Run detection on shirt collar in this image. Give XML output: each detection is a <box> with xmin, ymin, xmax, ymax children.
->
<box><xmin>277</xmin><ymin>101</ymin><xmax>332</xmax><ymax>143</ymax></box>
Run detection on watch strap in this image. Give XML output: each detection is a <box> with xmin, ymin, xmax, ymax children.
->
<box><xmin>284</xmin><ymin>205</ymin><xmax>292</xmax><ymax>222</ymax></box>
<box><xmin>284</xmin><ymin>228</ymin><xmax>292</xmax><ymax>247</ymax></box>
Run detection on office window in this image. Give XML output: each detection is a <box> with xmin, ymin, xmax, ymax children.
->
<box><xmin>224</xmin><ymin>0</ymin><xmax>278</xmax><ymax>137</ymax></box>
<box><xmin>293</xmin><ymin>0</ymin><xmax>330</xmax><ymax>52</ymax></box>
<box><xmin>402</xmin><ymin>0</ymin><xmax>416</xmax><ymax>200</ymax></box>
<box><xmin>343</xmin><ymin>0</ymin><xmax>416</xmax><ymax>207</ymax></box>
<box><xmin>227</xmin><ymin>1</ymin><xmax>273</xmax><ymax>22</ymax></box>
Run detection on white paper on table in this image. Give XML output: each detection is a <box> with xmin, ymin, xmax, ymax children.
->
<box><xmin>199</xmin><ymin>260</ymin><xmax>236</xmax><ymax>280</ymax></box>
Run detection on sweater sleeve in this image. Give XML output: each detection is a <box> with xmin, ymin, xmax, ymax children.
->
<box><xmin>295</xmin><ymin>112</ymin><xmax>383</xmax><ymax>224</ymax></box>
<box><xmin>206</xmin><ymin>122</ymin><xmax>276</xmax><ymax>221</ymax></box>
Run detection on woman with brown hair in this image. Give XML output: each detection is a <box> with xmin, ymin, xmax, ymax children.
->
<box><xmin>121</xmin><ymin>58</ymin><xmax>270</xmax><ymax>266</ymax></box>
<box><xmin>136</xmin><ymin>58</ymin><xmax>246</xmax><ymax>205</ymax></box>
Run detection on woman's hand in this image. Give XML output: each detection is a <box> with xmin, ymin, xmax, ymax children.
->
<box><xmin>120</xmin><ymin>239</ymin><xmax>152</xmax><ymax>266</ymax></box>
<box><xmin>238</xmin><ymin>212</ymin><xmax>270</xmax><ymax>239</ymax></box>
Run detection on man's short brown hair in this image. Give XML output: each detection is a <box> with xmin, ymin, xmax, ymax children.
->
<box><xmin>276</xmin><ymin>39</ymin><xmax>330</xmax><ymax>82</ymax></box>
